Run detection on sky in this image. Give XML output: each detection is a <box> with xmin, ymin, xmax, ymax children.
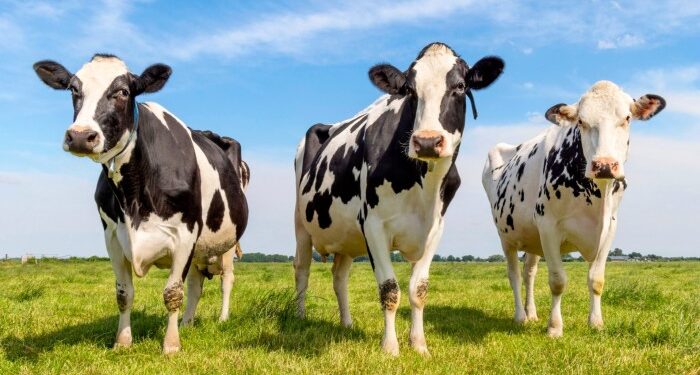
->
<box><xmin>0</xmin><ymin>0</ymin><xmax>699</xmax><ymax>258</ymax></box>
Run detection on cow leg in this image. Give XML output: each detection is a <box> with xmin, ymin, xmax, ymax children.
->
<box><xmin>332</xmin><ymin>253</ymin><xmax>353</xmax><ymax>327</ymax></box>
<box><xmin>523</xmin><ymin>253</ymin><xmax>540</xmax><ymax>321</ymax></box>
<box><xmin>364</xmin><ymin>226</ymin><xmax>399</xmax><ymax>356</ymax></box>
<box><xmin>540</xmin><ymin>230</ymin><xmax>566</xmax><ymax>338</ymax></box>
<box><xmin>180</xmin><ymin>266</ymin><xmax>204</xmax><ymax>327</ymax></box>
<box><xmin>588</xmin><ymin>222</ymin><xmax>615</xmax><ymax>330</ymax></box>
<box><xmin>162</xmin><ymin>241</ymin><xmax>194</xmax><ymax>355</ymax></box>
<box><xmin>294</xmin><ymin>209</ymin><xmax>313</xmax><ymax>319</ymax></box>
<box><xmin>219</xmin><ymin>248</ymin><xmax>234</xmax><ymax>322</ymax></box>
<box><xmin>105</xmin><ymin>229</ymin><xmax>134</xmax><ymax>348</ymax></box>
<box><xmin>504</xmin><ymin>247</ymin><xmax>526</xmax><ymax>324</ymax></box>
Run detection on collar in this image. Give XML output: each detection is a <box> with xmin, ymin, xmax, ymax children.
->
<box><xmin>107</xmin><ymin>102</ymin><xmax>139</xmax><ymax>178</ymax></box>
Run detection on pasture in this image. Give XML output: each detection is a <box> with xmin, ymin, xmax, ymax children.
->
<box><xmin>0</xmin><ymin>260</ymin><xmax>697</xmax><ymax>374</ymax></box>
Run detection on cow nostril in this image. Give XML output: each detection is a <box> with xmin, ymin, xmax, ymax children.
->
<box><xmin>436</xmin><ymin>136</ymin><xmax>445</xmax><ymax>149</ymax></box>
<box><xmin>86</xmin><ymin>132</ymin><xmax>98</xmax><ymax>143</ymax></box>
<box><xmin>65</xmin><ymin>131</ymin><xmax>73</xmax><ymax>144</ymax></box>
<box><xmin>412</xmin><ymin>137</ymin><xmax>421</xmax><ymax>151</ymax></box>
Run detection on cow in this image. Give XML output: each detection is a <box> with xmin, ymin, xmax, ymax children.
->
<box><xmin>482</xmin><ymin>81</ymin><xmax>665</xmax><ymax>337</ymax></box>
<box><xmin>294</xmin><ymin>42</ymin><xmax>504</xmax><ymax>355</ymax></box>
<box><xmin>33</xmin><ymin>54</ymin><xmax>249</xmax><ymax>354</ymax></box>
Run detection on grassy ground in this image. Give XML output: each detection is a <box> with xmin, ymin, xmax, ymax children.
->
<box><xmin>0</xmin><ymin>260</ymin><xmax>697</xmax><ymax>374</ymax></box>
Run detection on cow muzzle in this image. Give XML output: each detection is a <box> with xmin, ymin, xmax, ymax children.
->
<box><xmin>411</xmin><ymin>130</ymin><xmax>446</xmax><ymax>159</ymax></box>
<box><xmin>64</xmin><ymin>128</ymin><xmax>100</xmax><ymax>155</ymax></box>
<box><xmin>589</xmin><ymin>157</ymin><xmax>622</xmax><ymax>180</ymax></box>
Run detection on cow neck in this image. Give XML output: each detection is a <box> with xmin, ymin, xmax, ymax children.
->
<box><xmin>106</xmin><ymin>102</ymin><xmax>140</xmax><ymax>179</ymax></box>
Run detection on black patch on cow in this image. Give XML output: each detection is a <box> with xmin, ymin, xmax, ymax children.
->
<box><xmin>440</xmin><ymin>158</ymin><xmax>461</xmax><ymax>216</ymax></box>
<box><xmin>612</xmin><ymin>179</ymin><xmax>628</xmax><ymax>194</ymax></box>
<box><xmin>544</xmin><ymin>126</ymin><xmax>601</xmax><ymax>206</ymax></box>
<box><xmin>517</xmin><ymin>163</ymin><xmax>526</xmax><ymax>181</ymax></box>
<box><xmin>95</xmin><ymin>168</ymin><xmax>125</xmax><ymax>225</ymax></box>
<box><xmin>506</xmin><ymin>214</ymin><xmax>515</xmax><ymax>230</ymax></box>
<box><xmin>114</xmin><ymin>107</ymin><xmax>203</xmax><ymax>233</ymax></box>
<box><xmin>191</xmin><ymin>130</ymin><xmax>248</xmax><ymax>240</ymax></box>
<box><xmin>92</xmin><ymin>74</ymin><xmax>136</xmax><ymax>153</ymax></box>
<box><xmin>206</xmin><ymin>190</ymin><xmax>225</xmax><ymax>232</ymax></box>
<box><xmin>555</xmin><ymin>190</ymin><xmax>561</xmax><ymax>199</ymax></box>
<box><xmin>438</xmin><ymin>61</ymin><xmax>468</xmax><ymax>135</ymax></box>
<box><xmin>535</xmin><ymin>203</ymin><xmax>545</xmax><ymax>216</ymax></box>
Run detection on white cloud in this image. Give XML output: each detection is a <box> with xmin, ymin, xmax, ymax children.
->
<box><xmin>625</xmin><ymin>65</ymin><xmax>700</xmax><ymax>118</ymax></box>
<box><xmin>597</xmin><ymin>33</ymin><xmax>645</xmax><ymax>50</ymax></box>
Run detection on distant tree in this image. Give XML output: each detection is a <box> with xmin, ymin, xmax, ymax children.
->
<box><xmin>646</xmin><ymin>254</ymin><xmax>663</xmax><ymax>261</ymax></box>
<box><xmin>462</xmin><ymin>255</ymin><xmax>475</xmax><ymax>262</ymax></box>
<box><xmin>611</xmin><ymin>248</ymin><xmax>624</xmax><ymax>256</ymax></box>
<box><xmin>562</xmin><ymin>254</ymin><xmax>574</xmax><ymax>262</ymax></box>
<box><xmin>486</xmin><ymin>254</ymin><xmax>505</xmax><ymax>262</ymax></box>
<box><xmin>628</xmin><ymin>252</ymin><xmax>643</xmax><ymax>259</ymax></box>
<box><xmin>447</xmin><ymin>255</ymin><xmax>456</xmax><ymax>262</ymax></box>
<box><xmin>390</xmin><ymin>252</ymin><xmax>405</xmax><ymax>262</ymax></box>
<box><xmin>353</xmin><ymin>256</ymin><xmax>369</xmax><ymax>263</ymax></box>
<box><xmin>433</xmin><ymin>254</ymin><xmax>444</xmax><ymax>262</ymax></box>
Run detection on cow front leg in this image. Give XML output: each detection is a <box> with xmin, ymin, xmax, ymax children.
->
<box><xmin>523</xmin><ymin>253</ymin><xmax>540</xmax><ymax>321</ymax></box>
<box><xmin>364</xmin><ymin>226</ymin><xmax>399</xmax><ymax>356</ymax></box>
<box><xmin>588</xmin><ymin>226</ymin><xmax>614</xmax><ymax>330</ymax></box>
<box><xmin>105</xmin><ymin>229</ymin><xmax>134</xmax><ymax>348</ymax></box>
<box><xmin>180</xmin><ymin>266</ymin><xmax>204</xmax><ymax>327</ymax></box>
<box><xmin>332</xmin><ymin>253</ymin><xmax>353</xmax><ymax>327</ymax></box>
<box><xmin>539</xmin><ymin>230</ymin><xmax>566</xmax><ymax>338</ymax></box>
<box><xmin>162</xmin><ymin>244</ymin><xmax>193</xmax><ymax>355</ymax></box>
<box><xmin>219</xmin><ymin>248</ymin><xmax>235</xmax><ymax>322</ymax></box>
<box><xmin>504</xmin><ymin>247</ymin><xmax>526</xmax><ymax>324</ymax></box>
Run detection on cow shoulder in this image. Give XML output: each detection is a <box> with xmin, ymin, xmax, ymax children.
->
<box><xmin>364</xmin><ymin>97</ymin><xmax>426</xmax><ymax>208</ymax></box>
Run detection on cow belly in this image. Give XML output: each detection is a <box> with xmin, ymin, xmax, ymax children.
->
<box><xmin>300</xmin><ymin>196</ymin><xmax>366</xmax><ymax>257</ymax></box>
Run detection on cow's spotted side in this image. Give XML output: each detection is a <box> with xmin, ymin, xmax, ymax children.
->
<box><xmin>295</xmin><ymin>43</ymin><xmax>504</xmax><ymax>356</ymax></box>
<box><xmin>34</xmin><ymin>55</ymin><xmax>249</xmax><ymax>354</ymax></box>
<box><xmin>482</xmin><ymin>81</ymin><xmax>665</xmax><ymax>337</ymax></box>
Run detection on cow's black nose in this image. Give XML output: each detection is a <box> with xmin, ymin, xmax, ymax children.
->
<box><xmin>65</xmin><ymin>129</ymin><xmax>100</xmax><ymax>154</ymax></box>
<box><xmin>412</xmin><ymin>134</ymin><xmax>444</xmax><ymax>158</ymax></box>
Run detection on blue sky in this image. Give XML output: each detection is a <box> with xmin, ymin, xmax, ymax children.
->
<box><xmin>0</xmin><ymin>0</ymin><xmax>699</xmax><ymax>257</ymax></box>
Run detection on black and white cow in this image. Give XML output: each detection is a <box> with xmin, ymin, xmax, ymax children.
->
<box><xmin>482</xmin><ymin>81</ymin><xmax>665</xmax><ymax>337</ymax></box>
<box><xmin>33</xmin><ymin>54</ymin><xmax>249</xmax><ymax>354</ymax></box>
<box><xmin>294</xmin><ymin>43</ymin><xmax>504</xmax><ymax>355</ymax></box>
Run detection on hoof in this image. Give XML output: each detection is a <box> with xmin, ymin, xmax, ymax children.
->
<box><xmin>514</xmin><ymin>311</ymin><xmax>528</xmax><ymax>325</ymax></box>
<box><xmin>547</xmin><ymin>326</ymin><xmax>563</xmax><ymax>338</ymax></box>
<box><xmin>218</xmin><ymin>315</ymin><xmax>229</xmax><ymax>323</ymax></box>
<box><xmin>381</xmin><ymin>339</ymin><xmax>400</xmax><ymax>357</ymax></box>
<box><xmin>180</xmin><ymin>318</ymin><xmax>194</xmax><ymax>328</ymax></box>
<box><xmin>589</xmin><ymin>316</ymin><xmax>604</xmax><ymax>330</ymax></box>
<box><xmin>526</xmin><ymin>313</ymin><xmax>539</xmax><ymax>322</ymax></box>
<box><xmin>340</xmin><ymin>319</ymin><xmax>353</xmax><ymax>329</ymax></box>
<box><xmin>113</xmin><ymin>341</ymin><xmax>132</xmax><ymax>350</ymax></box>
<box><xmin>412</xmin><ymin>344</ymin><xmax>430</xmax><ymax>357</ymax></box>
<box><xmin>163</xmin><ymin>343</ymin><xmax>181</xmax><ymax>355</ymax></box>
<box><xmin>114</xmin><ymin>332</ymin><xmax>132</xmax><ymax>349</ymax></box>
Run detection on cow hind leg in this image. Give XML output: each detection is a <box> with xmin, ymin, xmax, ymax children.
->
<box><xmin>504</xmin><ymin>247</ymin><xmax>527</xmax><ymax>324</ymax></box>
<box><xmin>523</xmin><ymin>253</ymin><xmax>540</xmax><ymax>321</ymax></box>
<box><xmin>180</xmin><ymin>266</ymin><xmax>205</xmax><ymax>327</ymax></box>
<box><xmin>219</xmin><ymin>248</ymin><xmax>235</xmax><ymax>322</ymax></box>
<box><xmin>332</xmin><ymin>253</ymin><xmax>353</xmax><ymax>327</ymax></box>
<box><xmin>294</xmin><ymin>210</ymin><xmax>313</xmax><ymax>319</ymax></box>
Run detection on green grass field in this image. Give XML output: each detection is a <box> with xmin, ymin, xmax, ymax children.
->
<box><xmin>0</xmin><ymin>260</ymin><xmax>698</xmax><ymax>374</ymax></box>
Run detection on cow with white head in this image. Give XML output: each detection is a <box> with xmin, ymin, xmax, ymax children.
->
<box><xmin>482</xmin><ymin>80</ymin><xmax>665</xmax><ymax>337</ymax></box>
<box><xmin>295</xmin><ymin>42</ymin><xmax>504</xmax><ymax>355</ymax></box>
<box><xmin>33</xmin><ymin>54</ymin><xmax>249</xmax><ymax>353</ymax></box>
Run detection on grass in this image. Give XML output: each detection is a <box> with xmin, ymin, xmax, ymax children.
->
<box><xmin>0</xmin><ymin>260</ymin><xmax>698</xmax><ymax>374</ymax></box>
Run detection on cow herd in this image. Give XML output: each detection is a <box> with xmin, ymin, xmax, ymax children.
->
<box><xmin>32</xmin><ymin>42</ymin><xmax>665</xmax><ymax>356</ymax></box>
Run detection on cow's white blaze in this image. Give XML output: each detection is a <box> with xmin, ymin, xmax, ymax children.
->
<box><xmin>409</xmin><ymin>44</ymin><xmax>460</xmax><ymax>159</ymax></box>
<box><xmin>69</xmin><ymin>56</ymin><xmax>129</xmax><ymax>157</ymax></box>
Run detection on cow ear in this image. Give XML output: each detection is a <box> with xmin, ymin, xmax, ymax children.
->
<box><xmin>368</xmin><ymin>64</ymin><xmax>406</xmax><ymax>95</ymax></box>
<box><xmin>134</xmin><ymin>63</ymin><xmax>172</xmax><ymax>95</ymax></box>
<box><xmin>631</xmin><ymin>94</ymin><xmax>665</xmax><ymax>121</ymax></box>
<box><xmin>33</xmin><ymin>60</ymin><xmax>72</xmax><ymax>90</ymax></box>
<box><xmin>466</xmin><ymin>56</ymin><xmax>504</xmax><ymax>90</ymax></box>
<box><xmin>545</xmin><ymin>103</ymin><xmax>577</xmax><ymax>126</ymax></box>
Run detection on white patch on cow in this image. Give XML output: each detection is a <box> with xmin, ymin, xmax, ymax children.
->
<box><xmin>71</xmin><ymin>56</ymin><xmax>129</xmax><ymax>155</ymax></box>
<box><xmin>143</xmin><ymin>102</ymin><xmax>171</xmax><ymax>130</ymax></box>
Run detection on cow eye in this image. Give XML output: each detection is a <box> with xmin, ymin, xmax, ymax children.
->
<box><xmin>114</xmin><ymin>89</ymin><xmax>129</xmax><ymax>98</ymax></box>
<box><xmin>70</xmin><ymin>87</ymin><xmax>80</xmax><ymax>96</ymax></box>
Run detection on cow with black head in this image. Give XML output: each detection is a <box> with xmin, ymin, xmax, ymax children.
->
<box><xmin>33</xmin><ymin>54</ymin><xmax>249</xmax><ymax>354</ymax></box>
<box><xmin>294</xmin><ymin>43</ymin><xmax>504</xmax><ymax>355</ymax></box>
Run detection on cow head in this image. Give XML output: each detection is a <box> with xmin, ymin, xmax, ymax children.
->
<box><xmin>33</xmin><ymin>54</ymin><xmax>171</xmax><ymax>162</ymax></box>
<box><xmin>545</xmin><ymin>80</ymin><xmax>665</xmax><ymax>180</ymax></box>
<box><xmin>369</xmin><ymin>43</ymin><xmax>504</xmax><ymax>161</ymax></box>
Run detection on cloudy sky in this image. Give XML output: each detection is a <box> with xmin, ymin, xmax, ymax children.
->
<box><xmin>0</xmin><ymin>0</ymin><xmax>698</xmax><ymax>258</ymax></box>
